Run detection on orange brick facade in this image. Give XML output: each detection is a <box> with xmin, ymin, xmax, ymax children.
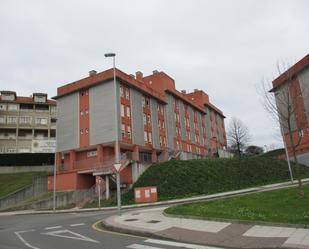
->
<box><xmin>51</xmin><ymin>68</ymin><xmax>227</xmax><ymax>191</ymax></box>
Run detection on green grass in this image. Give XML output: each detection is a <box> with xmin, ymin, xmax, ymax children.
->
<box><xmin>0</xmin><ymin>172</ymin><xmax>48</xmax><ymax>198</ymax></box>
<box><xmin>165</xmin><ymin>184</ymin><xmax>309</xmax><ymax>225</ymax></box>
<box><xmin>121</xmin><ymin>156</ymin><xmax>309</xmax><ymax>203</ymax></box>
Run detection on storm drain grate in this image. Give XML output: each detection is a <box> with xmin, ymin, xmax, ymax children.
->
<box><xmin>147</xmin><ymin>220</ymin><xmax>161</xmax><ymax>223</ymax></box>
<box><xmin>132</xmin><ymin>213</ymin><xmax>140</xmax><ymax>215</ymax></box>
<box><xmin>124</xmin><ymin>218</ymin><xmax>139</xmax><ymax>222</ymax></box>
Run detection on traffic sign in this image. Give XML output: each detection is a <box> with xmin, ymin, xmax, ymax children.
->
<box><xmin>113</xmin><ymin>163</ymin><xmax>122</xmax><ymax>172</ymax></box>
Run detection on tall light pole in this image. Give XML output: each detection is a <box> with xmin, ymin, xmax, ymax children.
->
<box><xmin>104</xmin><ymin>53</ymin><xmax>121</xmax><ymax>214</ymax></box>
<box><xmin>53</xmin><ymin>151</ymin><xmax>57</xmax><ymax>211</ymax></box>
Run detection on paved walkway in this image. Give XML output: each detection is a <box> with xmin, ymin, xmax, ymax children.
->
<box><xmin>103</xmin><ymin>207</ymin><xmax>309</xmax><ymax>249</ymax></box>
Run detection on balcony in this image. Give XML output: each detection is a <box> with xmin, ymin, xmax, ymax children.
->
<box><xmin>75</xmin><ymin>152</ymin><xmax>132</xmax><ymax>175</ymax></box>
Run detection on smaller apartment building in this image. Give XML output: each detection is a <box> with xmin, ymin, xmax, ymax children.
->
<box><xmin>51</xmin><ymin>68</ymin><xmax>227</xmax><ymax>191</ymax></box>
<box><xmin>271</xmin><ymin>54</ymin><xmax>309</xmax><ymax>165</ymax></box>
<box><xmin>0</xmin><ymin>91</ymin><xmax>56</xmax><ymax>155</ymax></box>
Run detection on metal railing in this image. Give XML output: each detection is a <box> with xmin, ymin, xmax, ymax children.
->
<box><xmin>73</xmin><ymin>151</ymin><xmax>132</xmax><ymax>173</ymax></box>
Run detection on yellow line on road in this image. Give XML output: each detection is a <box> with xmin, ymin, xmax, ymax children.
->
<box><xmin>91</xmin><ymin>219</ymin><xmax>148</xmax><ymax>239</ymax></box>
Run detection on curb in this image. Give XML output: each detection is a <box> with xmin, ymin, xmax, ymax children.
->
<box><xmin>163</xmin><ymin>212</ymin><xmax>309</xmax><ymax>229</ymax></box>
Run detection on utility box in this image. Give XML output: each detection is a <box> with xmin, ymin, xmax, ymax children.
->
<box><xmin>134</xmin><ymin>186</ymin><xmax>158</xmax><ymax>203</ymax></box>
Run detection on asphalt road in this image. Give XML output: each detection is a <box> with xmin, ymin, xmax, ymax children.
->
<box><xmin>0</xmin><ymin>209</ymin><xmax>223</xmax><ymax>249</ymax></box>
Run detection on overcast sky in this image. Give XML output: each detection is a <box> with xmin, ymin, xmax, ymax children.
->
<box><xmin>1</xmin><ymin>0</ymin><xmax>308</xmax><ymax>150</ymax></box>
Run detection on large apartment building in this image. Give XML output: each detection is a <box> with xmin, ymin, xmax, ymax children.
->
<box><xmin>271</xmin><ymin>54</ymin><xmax>309</xmax><ymax>166</ymax></box>
<box><xmin>0</xmin><ymin>91</ymin><xmax>57</xmax><ymax>155</ymax></box>
<box><xmin>50</xmin><ymin>68</ymin><xmax>226</xmax><ymax>191</ymax></box>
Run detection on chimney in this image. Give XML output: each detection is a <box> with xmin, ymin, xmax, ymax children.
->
<box><xmin>152</xmin><ymin>70</ymin><xmax>159</xmax><ymax>74</ymax></box>
<box><xmin>135</xmin><ymin>71</ymin><xmax>143</xmax><ymax>81</ymax></box>
<box><xmin>194</xmin><ymin>88</ymin><xmax>199</xmax><ymax>92</ymax></box>
<box><xmin>89</xmin><ymin>70</ymin><xmax>97</xmax><ymax>76</ymax></box>
<box><xmin>129</xmin><ymin>74</ymin><xmax>135</xmax><ymax>79</ymax></box>
<box><xmin>181</xmin><ymin>90</ymin><xmax>186</xmax><ymax>94</ymax></box>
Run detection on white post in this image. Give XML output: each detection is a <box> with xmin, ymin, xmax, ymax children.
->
<box><xmin>53</xmin><ymin>152</ymin><xmax>57</xmax><ymax>211</ymax></box>
<box><xmin>98</xmin><ymin>183</ymin><xmax>101</xmax><ymax>209</ymax></box>
<box><xmin>105</xmin><ymin>175</ymin><xmax>110</xmax><ymax>200</ymax></box>
<box><xmin>116</xmin><ymin>171</ymin><xmax>121</xmax><ymax>214</ymax></box>
<box><xmin>281</xmin><ymin>127</ymin><xmax>294</xmax><ymax>183</ymax></box>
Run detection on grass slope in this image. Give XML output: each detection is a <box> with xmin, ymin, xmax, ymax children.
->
<box><xmin>124</xmin><ymin>156</ymin><xmax>309</xmax><ymax>202</ymax></box>
<box><xmin>165</xmin><ymin>184</ymin><xmax>309</xmax><ymax>225</ymax></box>
<box><xmin>0</xmin><ymin>172</ymin><xmax>47</xmax><ymax>199</ymax></box>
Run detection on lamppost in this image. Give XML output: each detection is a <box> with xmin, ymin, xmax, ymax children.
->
<box><xmin>104</xmin><ymin>53</ymin><xmax>121</xmax><ymax>214</ymax></box>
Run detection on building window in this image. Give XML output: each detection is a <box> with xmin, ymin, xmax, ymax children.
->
<box><xmin>143</xmin><ymin>114</ymin><xmax>147</xmax><ymax>125</ymax></box>
<box><xmin>80</xmin><ymin>129</ymin><xmax>83</xmax><ymax>135</ymax></box>
<box><xmin>121</xmin><ymin>104</ymin><xmax>125</xmax><ymax>117</ymax></box>
<box><xmin>127</xmin><ymin>125</ymin><xmax>131</xmax><ymax>139</ymax></box>
<box><xmin>121</xmin><ymin>124</ymin><xmax>125</xmax><ymax>138</ymax></box>
<box><xmin>35</xmin><ymin>118</ymin><xmax>48</xmax><ymax>125</ymax></box>
<box><xmin>0</xmin><ymin>116</ymin><xmax>6</xmax><ymax>124</ymax></box>
<box><xmin>19</xmin><ymin>116</ymin><xmax>32</xmax><ymax>124</ymax></box>
<box><xmin>147</xmin><ymin>114</ymin><xmax>151</xmax><ymax>125</ymax></box>
<box><xmin>80</xmin><ymin>111</ymin><xmax>84</xmax><ymax>116</ymax></box>
<box><xmin>8</xmin><ymin>104</ymin><xmax>18</xmax><ymax>111</ymax></box>
<box><xmin>51</xmin><ymin>106</ymin><xmax>57</xmax><ymax>113</ymax></box>
<box><xmin>85</xmin><ymin>109</ymin><xmax>89</xmax><ymax>115</ymax></box>
<box><xmin>126</xmin><ymin>106</ymin><xmax>131</xmax><ymax>118</ymax></box>
<box><xmin>142</xmin><ymin>96</ymin><xmax>150</xmax><ymax>108</ymax></box>
<box><xmin>0</xmin><ymin>104</ymin><xmax>6</xmax><ymax>111</ymax></box>
<box><xmin>7</xmin><ymin>116</ymin><xmax>17</xmax><ymax>124</ymax></box>
<box><xmin>2</xmin><ymin>94</ymin><xmax>15</xmax><ymax>101</ymax></box>
<box><xmin>85</xmin><ymin>128</ymin><xmax>89</xmax><ymax>134</ymax></box>
<box><xmin>158</xmin><ymin>120</ymin><xmax>161</xmax><ymax>129</ymax></box>
<box><xmin>87</xmin><ymin>151</ymin><xmax>97</xmax><ymax>157</ymax></box>
<box><xmin>125</xmin><ymin>89</ymin><xmax>130</xmax><ymax>100</ymax></box>
<box><xmin>144</xmin><ymin>131</ymin><xmax>148</xmax><ymax>143</ymax></box>
<box><xmin>148</xmin><ymin>132</ymin><xmax>152</xmax><ymax>143</ymax></box>
<box><xmin>120</xmin><ymin>85</ymin><xmax>124</xmax><ymax>98</ymax></box>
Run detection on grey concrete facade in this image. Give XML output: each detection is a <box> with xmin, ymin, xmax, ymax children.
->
<box><xmin>165</xmin><ymin>93</ymin><xmax>175</xmax><ymax>149</ymax></box>
<box><xmin>89</xmin><ymin>80</ymin><xmax>117</xmax><ymax>146</ymax></box>
<box><xmin>179</xmin><ymin>101</ymin><xmax>186</xmax><ymax>140</ymax></box>
<box><xmin>150</xmin><ymin>98</ymin><xmax>160</xmax><ymax>149</ymax></box>
<box><xmin>131</xmin><ymin>88</ymin><xmax>145</xmax><ymax>147</ymax></box>
<box><xmin>298</xmin><ymin>68</ymin><xmax>309</xmax><ymax>122</ymax></box>
<box><xmin>56</xmin><ymin>92</ymin><xmax>79</xmax><ymax>152</ymax></box>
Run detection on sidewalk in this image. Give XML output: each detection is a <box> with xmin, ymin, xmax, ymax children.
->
<box><xmin>102</xmin><ymin>207</ymin><xmax>309</xmax><ymax>249</ymax></box>
<box><xmin>0</xmin><ymin>178</ymin><xmax>308</xmax><ymax>216</ymax></box>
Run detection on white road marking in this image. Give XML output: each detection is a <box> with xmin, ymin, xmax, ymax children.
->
<box><xmin>70</xmin><ymin>223</ymin><xmax>85</xmax><ymax>227</ymax></box>
<box><xmin>127</xmin><ymin>244</ymin><xmax>164</xmax><ymax>249</ymax></box>
<box><xmin>44</xmin><ymin>226</ymin><xmax>62</xmax><ymax>230</ymax></box>
<box><xmin>41</xmin><ymin>229</ymin><xmax>99</xmax><ymax>243</ymax></box>
<box><xmin>15</xmin><ymin>230</ymin><xmax>41</xmax><ymax>249</ymax></box>
<box><xmin>145</xmin><ymin>239</ymin><xmax>223</xmax><ymax>249</ymax></box>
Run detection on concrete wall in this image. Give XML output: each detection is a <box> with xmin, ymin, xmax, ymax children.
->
<box><xmin>165</xmin><ymin>94</ymin><xmax>175</xmax><ymax>149</ymax></box>
<box><xmin>56</xmin><ymin>92</ymin><xmax>79</xmax><ymax>152</ymax></box>
<box><xmin>298</xmin><ymin>68</ymin><xmax>309</xmax><ymax>122</ymax></box>
<box><xmin>150</xmin><ymin>99</ymin><xmax>160</xmax><ymax>149</ymax></box>
<box><xmin>198</xmin><ymin>113</ymin><xmax>203</xmax><ymax>144</ymax></box>
<box><xmin>189</xmin><ymin>107</ymin><xmax>195</xmax><ymax>143</ymax></box>
<box><xmin>89</xmin><ymin>80</ymin><xmax>117</xmax><ymax>145</ymax></box>
<box><xmin>131</xmin><ymin>88</ymin><xmax>144</xmax><ymax>146</ymax></box>
<box><xmin>274</xmin><ymin>83</ymin><xmax>297</xmax><ymax>134</ymax></box>
<box><xmin>0</xmin><ymin>176</ymin><xmax>47</xmax><ymax>210</ymax></box>
<box><xmin>0</xmin><ymin>165</ymin><xmax>53</xmax><ymax>174</ymax></box>
<box><xmin>179</xmin><ymin>102</ymin><xmax>186</xmax><ymax>140</ymax></box>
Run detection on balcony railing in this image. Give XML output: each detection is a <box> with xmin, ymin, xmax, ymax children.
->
<box><xmin>73</xmin><ymin>151</ymin><xmax>132</xmax><ymax>174</ymax></box>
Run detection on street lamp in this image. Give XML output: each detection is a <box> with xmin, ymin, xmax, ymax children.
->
<box><xmin>104</xmin><ymin>53</ymin><xmax>121</xmax><ymax>214</ymax></box>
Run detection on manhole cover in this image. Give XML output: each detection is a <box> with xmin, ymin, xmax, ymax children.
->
<box><xmin>132</xmin><ymin>213</ymin><xmax>140</xmax><ymax>215</ymax></box>
<box><xmin>147</xmin><ymin>220</ymin><xmax>161</xmax><ymax>223</ymax></box>
<box><xmin>124</xmin><ymin>218</ymin><xmax>138</xmax><ymax>222</ymax></box>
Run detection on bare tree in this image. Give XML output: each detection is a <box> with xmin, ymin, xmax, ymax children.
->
<box><xmin>227</xmin><ymin>117</ymin><xmax>251</xmax><ymax>157</ymax></box>
<box><xmin>259</xmin><ymin>62</ymin><xmax>308</xmax><ymax>195</ymax></box>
